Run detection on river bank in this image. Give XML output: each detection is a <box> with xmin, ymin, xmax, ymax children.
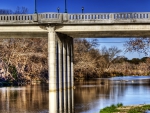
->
<box><xmin>100</xmin><ymin>104</ymin><xmax>150</xmax><ymax>113</ymax></box>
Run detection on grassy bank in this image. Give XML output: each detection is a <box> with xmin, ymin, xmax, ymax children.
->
<box><xmin>100</xmin><ymin>104</ymin><xmax>150</xmax><ymax>113</ymax></box>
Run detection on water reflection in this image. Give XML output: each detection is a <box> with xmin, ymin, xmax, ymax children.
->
<box><xmin>0</xmin><ymin>84</ymin><xmax>74</xmax><ymax>113</ymax></box>
<box><xmin>0</xmin><ymin>84</ymin><xmax>49</xmax><ymax>113</ymax></box>
<box><xmin>74</xmin><ymin>77</ymin><xmax>150</xmax><ymax>113</ymax></box>
<box><xmin>49</xmin><ymin>88</ymin><xmax>74</xmax><ymax>113</ymax></box>
<box><xmin>0</xmin><ymin>76</ymin><xmax>150</xmax><ymax>113</ymax></box>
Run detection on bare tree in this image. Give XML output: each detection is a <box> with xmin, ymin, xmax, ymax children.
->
<box><xmin>74</xmin><ymin>38</ymin><xmax>103</xmax><ymax>78</ymax></box>
<box><xmin>0</xmin><ymin>9</ymin><xmax>13</xmax><ymax>14</ymax></box>
<box><xmin>14</xmin><ymin>6</ymin><xmax>28</xmax><ymax>14</ymax></box>
<box><xmin>0</xmin><ymin>6</ymin><xmax>28</xmax><ymax>15</ymax></box>
<box><xmin>101</xmin><ymin>46</ymin><xmax>122</xmax><ymax>71</ymax></box>
<box><xmin>124</xmin><ymin>37</ymin><xmax>150</xmax><ymax>55</ymax></box>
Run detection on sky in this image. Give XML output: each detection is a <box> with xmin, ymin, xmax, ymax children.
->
<box><xmin>0</xmin><ymin>0</ymin><xmax>150</xmax><ymax>59</ymax></box>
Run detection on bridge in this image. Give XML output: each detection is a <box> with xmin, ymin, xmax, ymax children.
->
<box><xmin>1</xmin><ymin>12</ymin><xmax>150</xmax><ymax>112</ymax></box>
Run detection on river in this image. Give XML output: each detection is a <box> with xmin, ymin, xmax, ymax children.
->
<box><xmin>0</xmin><ymin>76</ymin><xmax>150</xmax><ymax>113</ymax></box>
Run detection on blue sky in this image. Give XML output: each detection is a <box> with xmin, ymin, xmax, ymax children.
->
<box><xmin>0</xmin><ymin>0</ymin><xmax>150</xmax><ymax>59</ymax></box>
<box><xmin>95</xmin><ymin>38</ymin><xmax>147</xmax><ymax>60</ymax></box>
<box><xmin>1</xmin><ymin>0</ymin><xmax>150</xmax><ymax>13</ymax></box>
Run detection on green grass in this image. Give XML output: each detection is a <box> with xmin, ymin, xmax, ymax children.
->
<box><xmin>128</xmin><ymin>105</ymin><xmax>150</xmax><ymax>113</ymax></box>
<box><xmin>100</xmin><ymin>104</ymin><xmax>150</xmax><ymax>113</ymax></box>
<box><xmin>100</xmin><ymin>103</ymin><xmax>123</xmax><ymax>113</ymax></box>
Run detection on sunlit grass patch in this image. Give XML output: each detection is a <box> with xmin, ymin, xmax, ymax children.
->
<box><xmin>100</xmin><ymin>103</ymin><xmax>123</xmax><ymax>113</ymax></box>
<box><xmin>100</xmin><ymin>104</ymin><xmax>150</xmax><ymax>113</ymax></box>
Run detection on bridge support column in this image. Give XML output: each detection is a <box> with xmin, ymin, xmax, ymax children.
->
<box><xmin>47</xmin><ymin>26</ymin><xmax>74</xmax><ymax>112</ymax></box>
<box><xmin>48</xmin><ymin>26</ymin><xmax>57</xmax><ymax>91</ymax></box>
<box><xmin>48</xmin><ymin>26</ymin><xmax>58</xmax><ymax>113</ymax></box>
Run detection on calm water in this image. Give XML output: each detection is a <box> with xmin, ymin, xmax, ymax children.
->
<box><xmin>0</xmin><ymin>76</ymin><xmax>150</xmax><ymax>113</ymax></box>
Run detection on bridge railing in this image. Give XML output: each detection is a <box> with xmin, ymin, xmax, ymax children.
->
<box><xmin>0</xmin><ymin>12</ymin><xmax>150</xmax><ymax>24</ymax></box>
<box><xmin>38</xmin><ymin>13</ymin><xmax>62</xmax><ymax>23</ymax></box>
<box><xmin>114</xmin><ymin>13</ymin><xmax>149</xmax><ymax>19</ymax></box>
<box><xmin>0</xmin><ymin>13</ymin><xmax>62</xmax><ymax>24</ymax></box>
<box><xmin>67</xmin><ymin>13</ymin><xmax>112</xmax><ymax>24</ymax></box>
<box><xmin>0</xmin><ymin>14</ymin><xmax>33</xmax><ymax>24</ymax></box>
<box><xmin>67</xmin><ymin>12</ymin><xmax>150</xmax><ymax>24</ymax></box>
<box><xmin>69</xmin><ymin>13</ymin><xmax>110</xmax><ymax>20</ymax></box>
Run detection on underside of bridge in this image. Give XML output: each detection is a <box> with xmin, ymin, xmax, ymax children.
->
<box><xmin>58</xmin><ymin>31</ymin><xmax>150</xmax><ymax>38</ymax></box>
<box><xmin>1</xmin><ymin>24</ymin><xmax>150</xmax><ymax>38</ymax></box>
<box><xmin>56</xmin><ymin>24</ymin><xmax>150</xmax><ymax>38</ymax></box>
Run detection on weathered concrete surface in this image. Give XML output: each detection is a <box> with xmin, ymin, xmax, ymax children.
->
<box><xmin>0</xmin><ymin>26</ymin><xmax>47</xmax><ymax>32</ymax></box>
<box><xmin>55</xmin><ymin>24</ymin><xmax>150</xmax><ymax>37</ymax></box>
<box><xmin>1</xmin><ymin>24</ymin><xmax>150</xmax><ymax>38</ymax></box>
<box><xmin>1</xmin><ymin>12</ymin><xmax>150</xmax><ymax>25</ymax></box>
<box><xmin>0</xmin><ymin>26</ymin><xmax>48</xmax><ymax>38</ymax></box>
<box><xmin>0</xmin><ymin>32</ymin><xmax>47</xmax><ymax>38</ymax></box>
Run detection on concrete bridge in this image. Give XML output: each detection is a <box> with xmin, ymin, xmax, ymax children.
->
<box><xmin>1</xmin><ymin>12</ymin><xmax>150</xmax><ymax>112</ymax></box>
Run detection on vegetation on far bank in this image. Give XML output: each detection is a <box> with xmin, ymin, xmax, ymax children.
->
<box><xmin>100</xmin><ymin>103</ymin><xmax>150</xmax><ymax>113</ymax></box>
<box><xmin>74</xmin><ymin>38</ymin><xmax>150</xmax><ymax>80</ymax></box>
<box><xmin>1</xmin><ymin>38</ymin><xmax>150</xmax><ymax>86</ymax></box>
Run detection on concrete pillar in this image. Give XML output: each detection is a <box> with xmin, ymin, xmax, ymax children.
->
<box><xmin>47</xmin><ymin>28</ymin><xmax>74</xmax><ymax>112</ymax></box>
<box><xmin>47</xmin><ymin>26</ymin><xmax>57</xmax><ymax>91</ymax></box>
<box><xmin>70</xmin><ymin>38</ymin><xmax>74</xmax><ymax>88</ymax></box>
<box><xmin>67</xmin><ymin>40</ymin><xmax>71</xmax><ymax>89</ymax></box>
<box><xmin>57</xmin><ymin>35</ymin><xmax>63</xmax><ymax>112</ymax></box>
<box><xmin>71</xmin><ymin>88</ymin><xmax>74</xmax><ymax>113</ymax></box>
<box><xmin>57</xmin><ymin>35</ymin><xmax>63</xmax><ymax>90</ymax></box>
<box><xmin>68</xmin><ymin>89</ymin><xmax>71</xmax><ymax>113</ymax></box>
<box><xmin>49</xmin><ymin>91</ymin><xmax>58</xmax><ymax>113</ymax></box>
<box><xmin>63</xmin><ymin>41</ymin><xmax>67</xmax><ymax>112</ymax></box>
<box><xmin>67</xmin><ymin>37</ymin><xmax>72</xmax><ymax>113</ymax></box>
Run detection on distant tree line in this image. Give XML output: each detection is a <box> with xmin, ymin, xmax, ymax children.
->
<box><xmin>0</xmin><ymin>6</ymin><xmax>28</xmax><ymax>14</ymax></box>
<box><xmin>74</xmin><ymin>38</ymin><xmax>150</xmax><ymax>79</ymax></box>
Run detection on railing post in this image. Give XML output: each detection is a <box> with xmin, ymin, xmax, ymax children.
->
<box><xmin>148</xmin><ymin>13</ymin><xmax>150</xmax><ymax>20</ymax></box>
<box><xmin>109</xmin><ymin>13</ymin><xmax>114</xmax><ymax>23</ymax></box>
<box><xmin>33</xmin><ymin>13</ymin><xmax>38</xmax><ymax>22</ymax></box>
<box><xmin>63</xmin><ymin>13</ymin><xmax>68</xmax><ymax>22</ymax></box>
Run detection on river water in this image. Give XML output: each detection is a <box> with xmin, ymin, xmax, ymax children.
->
<box><xmin>0</xmin><ymin>76</ymin><xmax>150</xmax><ymax>113</ymax></box>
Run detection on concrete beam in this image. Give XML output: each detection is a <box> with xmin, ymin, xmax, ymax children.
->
<box><xmin>55</xmin><ymin>24</ymin><xmax>150</xmax><ymax>37</ymax></box>
<box><xmin>0</xmin><ymin>26</ymin><xmax>47</xmax><ymax>33</ymax></box>
<box><xmin>0</xmin><ymin>32</ymin><xmax>47</xmax><ymax>38</ymax></box>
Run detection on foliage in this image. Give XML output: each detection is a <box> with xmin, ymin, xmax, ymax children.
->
<box><xmin>0</xmin><ymin>38</ymin><xmax>48</xmax><ymax>83</ymax></box>
<box><xmin>74</xmin><ymin>38</ymin><xmax>122</xmax><ymax>79</ymax></box>
<box><xmin>74</xmin><ymin>38</ymin><xmax>102</xmax><ymax>78</ymax></box>
<box><xmin>100</xmin><ymin>104</ymin><xmax>150</xmax><ymax>113</ymax></box>
<box><xmin>0</xmin><ymin>6</ymin><xmax>28</xmax><ymax>14</ymax></box>
<box><xmin>128</xmin><ymin>105</ymin><xmax>150</xmax><ymax>113</ymax></box>
<box><xmin>100</xmin><ymin>46</ymin><xmax>122</xmax><ymax>70</ymax></box>
<box><xmin>100</xmin><ymin>103</ymin><xmax>123</xmax><ymax>113</ymax></box>
<box><xmin>124</xmin><ymin>37</ymin><xmax>150</xmax><ymax>55</ymax></box>
<box><xmin>14</xmin><ymin>6</ymin><xmax>28</xmax><ymax>14</ymax></box>
<box><xmin>0</xmin><ymin>9</ymin><xmax>13</xmax><ymax>14</ymax></box>
<box><xmin>8</xmin><ymin>64</ymin><xmax>17</xmax><ymax>79</ymax></box>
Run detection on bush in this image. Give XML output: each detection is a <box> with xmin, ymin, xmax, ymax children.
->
<box><xmin>100</xmin><ymin>103</ymin><xmax>123</xmax><ymax>113</ymax></box>
<box><xmin>8</xmin><ymin>64</ymin><xmax>18</xmax><ymax>79</ymax></box>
